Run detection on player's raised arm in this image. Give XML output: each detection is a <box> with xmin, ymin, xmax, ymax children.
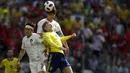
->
<box><xmin>18</xmin><ymin>36</ymin><xmax>26</xmax><ymax>61</ymax></box>
<box><xmin>60</xmin><ymin>33</ymin><xmax>76</xmax><ymax>42</ymax></box>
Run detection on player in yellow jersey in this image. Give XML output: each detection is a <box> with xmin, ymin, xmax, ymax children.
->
<box><xmin>42</xmin><ymin>22</ymin><xmax>76</xmax><ymax>73</ymax></box>
<box><xmin>0</xmin><ymin>49</ymin><xmax>21</xmax><ymax>73</ymax></box>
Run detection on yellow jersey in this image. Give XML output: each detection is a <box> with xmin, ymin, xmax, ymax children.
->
<box><xmin>42</xmin><ymin>31</ymin><xmax>72</xmax><ymax>54</ymax></box>
<box><xmin>0</xmin><ymin>58</ymin><xmax>20</xmax><ymax>73</ymax></box>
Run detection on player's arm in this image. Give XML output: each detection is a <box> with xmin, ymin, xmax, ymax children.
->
<box><xmin>55</xmin><ymin>23</ymin><xmax>70</xmax><ymax>55</ymax></box>
<box><xmin>35</xmin><ymin>34</ymin><xmax>43</xmax><ymax>44</ymax></box>
<box><xmin>56</xmin><ymin>31</ymin><xmax>70</xmax><ymax>55</ymax></box>
<box><xmin>60</xmin><ymin>33</ymin><xmax>76</xmax><ymax>42</ymax></box>
<box><xmin>43</xmin><ymin>47</ymin><xmax>50</xmax><ymax>57</ymax></box>
<box><xmin>18</xmin><ymin>39</ymin><xmax>26</xmax><ymax>61</ymax></box>
<box><xmin>60</xmin><ymin>35</ymin><xmax>72</xmax><ymax>42</ymax></box>
<box><xmin>18</xmin><ymin>49</ymin><xmax>25</xmax><ymax>61</ymax></box>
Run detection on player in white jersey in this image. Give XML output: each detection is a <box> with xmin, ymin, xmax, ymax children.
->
<box><xmin>37</xmin><ymin>3</ymin><xmax>70</xmax><ymax>56</ymax></box>
<box><xmin>18</xmin><ymin>22</ymin><xmax>46</xmax><ymax>73</ymax></box>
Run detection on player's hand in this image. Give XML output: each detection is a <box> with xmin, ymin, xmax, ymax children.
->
<box><xmin>59</xmin><ymin>47</ymin><xmax>67</xmax><ymax>50</ymax></box>
<box><xmin>15</xmin><ymin>61</ymin><xmax>21</xmax><ymax>73</ymax></box>
<box><xmin>44</xmin><ymin>52</ymin><xmax>48</xmax><ymax>57</ymax></box>
<box><xmin>16</xmin><ymin>62</ymin><xmax>20</xmax><ymax>65</ymax></box>
<box><xmin>15</xmin><ymin>61</ymin><xmax>20</xmax><ymax>68</ymax></box>
<box><xmin>71</xmin><ymin>33</ymin><xmax>76</xmax><ymax>37</ymax></box>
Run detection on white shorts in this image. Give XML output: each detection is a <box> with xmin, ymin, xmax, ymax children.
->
<box><xmin>29</xmin><ymin>61</ymin><xmax>46</xmax><ymax>73</ymax></box>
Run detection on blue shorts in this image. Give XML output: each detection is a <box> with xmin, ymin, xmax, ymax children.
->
<box><xmin>46</xmin><ymin>52</ymin><xmax>70</xmax><ymax>73</ymax></box>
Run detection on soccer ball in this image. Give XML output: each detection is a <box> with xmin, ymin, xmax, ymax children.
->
<box><xmin>44</xmin><ymin>1</ymin><xmax>55</xmax><ymax>12</ymax></box>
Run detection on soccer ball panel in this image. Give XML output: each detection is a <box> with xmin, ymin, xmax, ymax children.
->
<box><xmin>44</xmin><ymin>1</ymin><xmax>55</xmax><ymax>12</ymax></box>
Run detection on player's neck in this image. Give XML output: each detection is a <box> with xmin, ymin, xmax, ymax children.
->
<box><xmin>27</xmin><ymin>33</ymin><xmax>32</xmax><ymax>38</ymax></box>
<box><xmin>47</xmin><ymin>18</ymin><xmax>53</xmax><ymax>22</ymax></box>
<box><xmin>7</xmin><ymin>57</ymin><xmax>13</xmax><ymax>61</ymax></box>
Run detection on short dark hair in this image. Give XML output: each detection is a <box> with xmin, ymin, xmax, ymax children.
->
<box><xmin>25</xmin><ymin>22</ymin><xmax>34</xmax><ymax>28</ymax></box>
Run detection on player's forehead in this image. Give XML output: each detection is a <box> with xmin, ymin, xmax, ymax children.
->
<box><xmin>25</xmin><ymin>28</ymin><xmax>32</xmax><ymax>30</ymax></box>
<box><xmin>25</xmin><ymin>27</ymin><xmax>33</xmax><ymax>31</ymax></box>
<box><xmin>25</xmin><ymin>22</ymin><xmax>34</xmax><ymax>30</ymax></box>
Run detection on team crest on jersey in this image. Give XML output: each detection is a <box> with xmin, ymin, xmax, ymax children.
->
<box><xmin>30</xmin><ymin>39</ymin><xmax>33</xmax><ymax>45</ymax></box>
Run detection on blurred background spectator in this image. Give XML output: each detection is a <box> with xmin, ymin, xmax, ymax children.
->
<box><xmin>0</xmin><ymin>0</ymin><xmax>130</xmax><ymax>73</ymax></box>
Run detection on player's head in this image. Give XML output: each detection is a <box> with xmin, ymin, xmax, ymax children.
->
<box><xmin>24</xmin><ymin>22</ymin><xmax>34</xmax><ymax>36</ymax></box>
<box><xmin>44</xmin><ymin>1</ymin><xmax>56</xmax><ymax>19</ymax></box>
<box><xmin>42</xmin><ymin>21</ymin><xmax>52</xmax><ymax>32</ymax></box>
<box><xmin>7</xmin><ymin>49</ymin><xmax>14</xmax><ymax>58</ymax></box>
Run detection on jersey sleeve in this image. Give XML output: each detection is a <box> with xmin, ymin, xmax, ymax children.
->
<box><xmin>37</xmin><ymin>20</ymin><xmax>44</xmax><ymax>34</ymax></box>
<box><xmin>0</xmin><ymin>59</ymin><xmax>5</xmax><ymax>68</ymax></box>
<box><xmin>35</xmin><ymin>34</ymin><xmax>43</xmax><ymax>43</ymax></box>
<box><xmin>60</xmin><ymin>35</ymin><xmax>72</xmax><ymax>42</ymax></box>
<box><xmin>54</xmin><ymin>22</ymin><xmax>64</xmax><ymax>36</ymax></box>
<box><xmin>21</xmin><ymin>38</ymin><xmax>25</xmax><ymax>50</ymax></box>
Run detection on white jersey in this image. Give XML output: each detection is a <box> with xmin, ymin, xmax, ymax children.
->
<box><xmin>37</xmin><ymin>18</ymin><xmax>62</xmax><ymax>35</ymax></box>
<box><xmin>21</xmin><ymin>33</ymin><xmax>44</xmax><ymax>62</ymax></box>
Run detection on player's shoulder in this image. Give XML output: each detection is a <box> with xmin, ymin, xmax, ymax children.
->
<box><xmin>22</xmin><ymin>33</ymin><xmax>40</xmax><ymax>40</ymax></box>
<box><xmin>13</xmin><ymin>57</ymin><xmax>19</xmax><ymax>61</ymax></box>
<box><xmin>31</xmin><ymin>33</ymin><xmax>41</xmax><ymax>40</ymax></box>
<box><xmin>22</xmin><ymin>36</ymin><xmax>27</xmax><ymax>40</ymax></box>
<box><xmin>22</xmin><ymin>36</ymin><xmax>27</xmax><ymax>42</ymax></box>
<box><xmin>2</xmin><ymin>58</ymin><xmax>8</xmax><ymax>62</ymax></box>
<box><xmin>32</xmin><ymin>33</ymin><xmax>39</xmax><ymax>36</ymax></box>
<box><xmin>43</xmin><ymin>32</ymin><xmax>52</xmax><ymax>35</ymax></box>
<box><xmin>42</xmin><ymin>32</ymin><xmax>51</xmax><ymax>38</ymax></box>
<box><xmin>38</xmin><ymin>18</ymin><xmax>47</xmax><ymax>22</ymax></box>
<box><xmin>52</xmin><ymin>20</ymin><xmax>59</xmax><ymax>25</ymax></box>
<box><xmin>38</xmin><ymin>18</ymin><xmax>48</xmax><ymax>25</ymax></box>
<box><xmin>32</xmin><ymin>33</ymin><xmax>40</xmax><ymax>37</ymax></box>
<box><xmin>42</xmin><ymin>32</ymin><xmax>48</xmax><ymax>36</ymax></box>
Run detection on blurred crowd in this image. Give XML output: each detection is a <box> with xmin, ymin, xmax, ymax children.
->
<box><xmin>0</xmin><ymin>0</ymin><xmax>130</xmax><ymax>73</ymax></box>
